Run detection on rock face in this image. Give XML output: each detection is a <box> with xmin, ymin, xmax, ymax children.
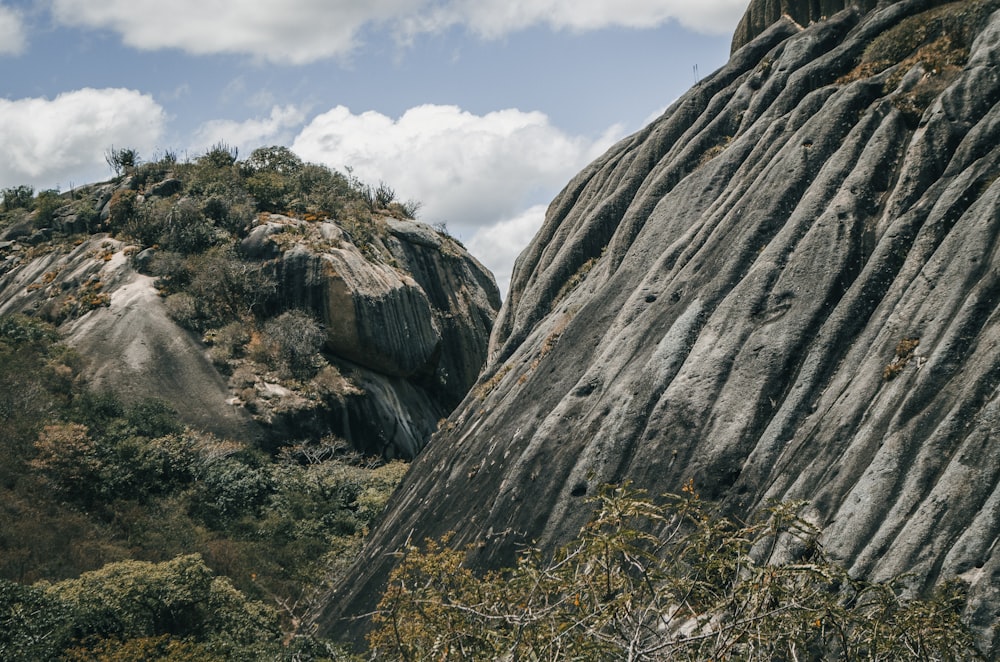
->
<box><xmin>247</xmin><ymin>213</ymin><xmax>500</xmax><ymax>456</ymax></box>
<box><xmin>324</xmin><ymin>1</ymin><xmax>1000</xmax><ymax>652</ymax></box>
<box><xmin>732</xmin><ymin>0</ymin><xmax>881</xmax><ymax>52</ymax></box>
<box><xmin>0</xmin><ymin>201</ymin><xmax>499</xmax><ymax>458</ymax></box>
<box><xmin>0</xmin><ymin>233</ymin><xmax>255</xmax><ymax>440</ymax></box>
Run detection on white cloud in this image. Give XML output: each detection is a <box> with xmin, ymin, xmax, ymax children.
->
<box><xmin>50</xmin><ymin>0</ymin><xmax>424</xmax><ymax>64</ymax></box>
<box><xmin>192</xmin><ymin>105</ymin><xmax>307</xmax><ymax>158</ymax></box>
<box><xmin>292</xmin><ymin>104</ymin><xmax>621</xmax><ymax>229</ymax></box>
<box><xmin>49</xmin><ymin>0</ymin><xmax>747</xmax><ymax>63</ymax></box>
<box><xmin>0</xmin><ymin>88</ymin><xmax>166</xmax><ymax>190</ymax></box>
<box><xmin>0</xmin><ymin>4</ymin><xmax>27</xmax><ymax>55</ymax></box>
<box><xmin>466</xmin><ymin>204</ymin><xmax>547</xmax><ymax>295</ymax></box>
<box><xmin>407</xmin><ymin>0</ymin><xmax>747</xmax><ymax>39</ymax></box>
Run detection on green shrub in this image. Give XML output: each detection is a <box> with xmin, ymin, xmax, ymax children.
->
<box><xmin>63</xmin><ymin>634</ymin><xmax>225</xmax><ymax>662</ymax></box>
<box><xmin>106</xmin><ymin>189</ymin><xmax>138</xmax><ymax>234</ymax></box>
<box><xmin>0</xmin><ymin>313</ymin><xmax>59</xmax><ymax>345</ymax></box>
<box><xmin>245</xmin><ymin>170</ymin><xmax>294</xmax><ymax>212</ymax></box>
<box><xmin>132</xmin><ymin>152</ymin><xmax>176</xmax><ymax>189</ymax></box>
<box><xmin>190</xmin><ymin>453</ymin><xmax>275</xmax><ymax>530</ymax></box>
<box><xmin>0</xmin><ymin>315</ymin><xmax>76</xmax><ymax>468</ymax></box>
<box><xmin>205</xmin><ymin>320</ymin><xmax>252</xmax><ymax>365</ymax></box>
<box><xmin>261</xmin><ymin>309</ymin><xmax>325</xmax><ymax>379</ymax></box>
<box><xmin>33</xmin><ymin>189</ymin><xmax>63</xmax><ymax>227</ymax></box>
<box><xmin>30</xmin><ymin>397</ymin><xmax>193</xmax><ymax>508</ymax></box>
<box><xmin>200</xmin><ymin>141</ymin><xmax>238</xmax><ymax>169</ymax></box>
<box><xmin>0</xmin><ymin>578</ymin><xmax>75</xmax><ymax>659</ymax></box>
<box><xmin>119</xmin><ymin>196</ymin><xmax>169</xmax><ymax>246</ymax></box>
<box><xmin>1</xmin><ymin>185</ymin><xmax>33</xmax><ymax>212</ymax></box>
<box><xmin>161</xmin><ymin>247</ymin><xmax>276</xmax><ymax>331</ymax></box>
<box><xmin>161</xmin><ymin>198</ymin><xmax>217</xmax><ymax>253</ymax></box>
<box><xmin>48</xmin><ymin>554</ymin><xmax>283</xmax><ymax>655</ymax></box>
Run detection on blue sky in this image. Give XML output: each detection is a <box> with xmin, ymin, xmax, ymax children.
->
<box><xmin>0</xmin><ymin>0</ymin><xmax>746</xmax><ymax>293</ymax></box>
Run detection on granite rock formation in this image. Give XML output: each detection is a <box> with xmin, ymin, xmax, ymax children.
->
<box><xmin>325</xmin><ymin>0</ymin><xmax>1000</xmax><ymax>652</ymax></box>
<box><xmin>0</xmin><ymin>193</ymin><xmax>499</xmax><ymax>458</ymax></box>
<box><xmin>732</xmin><ymin>0</ymin><xmax>881</xmax><ymax>52</ymax></box>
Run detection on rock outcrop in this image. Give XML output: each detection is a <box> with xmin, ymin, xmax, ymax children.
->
<box><xmin>0</xmin><ymin>233</ymin><xmax>256</xmax><ymax>440</ymax></box>
<box><xmin>324</xmin><ymin>0</ymin><xmax>1000</xmax><ymax>652</ymax></box>
<box><xmin>244</xmin><ymin>213</ymin><xmax>500</xmax><ymax>455</ymax></box>
<box><xmin>0</xmin><ymin>193</ymin><xmax>499</xmax><ymax>458</ymax></box>
<box><xmin>732</xmin><ymin>0</ymin><xmax>880</xmax><ymax>52</ymax></box>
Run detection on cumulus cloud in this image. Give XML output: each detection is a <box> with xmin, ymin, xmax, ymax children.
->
<box><xmin>407</xmin><ymin>0</ymin><xmax>748</xmax><ymax>39</ymax></box>
<box><xmin>192</xmin><ymin>105</ymin><xmax>307</xmax><ymax>157</ymax></box>
<box><xmin>50</xmin><ymin>0</ymin><xmax>424</xmax><ymax>64</ymax></box>
<box><xmin>0</xmin><ymin>89</ymin><xmax>166</xmax><ymax>190</ymax></box>
<box><xmin>49</xmin><ymin>0</ymin><xmax>747</xmax><ymax>63</ymax></box>
<box><xmin>292</xmin><ymin>104</ymin><xmax>621</xmax><ymax>229</ymax></box>
<box><xmin>0</xmin><ymin>4</ymin><xmax>27</xmax><ymax>55</ymax></box>
<box><xmin>466</xmin><ymin>204</ymin><xmax>547</xmax><ymax>295</ymax></box>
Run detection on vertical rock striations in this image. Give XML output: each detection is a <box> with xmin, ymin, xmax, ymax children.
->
<box><xmin>732</xmin><ymin>0</ymin><xmax>882</xmax><ymax>52</ymax></box>
<box><xmin>324</xmin><ymin>0</ymin><xmax>1000</xmax><ymax>653</ymax></box>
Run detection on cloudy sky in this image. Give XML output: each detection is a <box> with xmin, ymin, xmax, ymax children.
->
<box><xmin>1</xmin><ymin>0</ymin><xmax>747</xmax><ymax>294</ymax></box>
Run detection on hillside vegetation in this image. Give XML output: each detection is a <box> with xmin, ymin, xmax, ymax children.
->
<box><xmin>0</xmin><ymin>146</ymin><xmax>425</xmax><ymax>659</ymax></box>
<box><xmin>0</xmin><ymin>312</ymin><xmax>404</xmax><ymax>659</ymax></box>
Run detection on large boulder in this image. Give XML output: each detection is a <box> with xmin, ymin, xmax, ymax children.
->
<box><xmin>278</xmin><ymin>243</ymin><xmax>442</xmax><ymax>379</ymax></box>
<box><xmin>252</xmin><ymin>214</ymin><xmax>499</xmax><ymax>410</ymax></box>
<box><xmin>324</xmin><ymin>1</ymin><xmax>1000</xmax><ymax>653</ymax></box>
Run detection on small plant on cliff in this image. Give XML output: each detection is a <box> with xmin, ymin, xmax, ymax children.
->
<box><xmin>371</xmin><ymin>482</ymin><xmax>982</xmax><ymax>660</ymax></box>
<box><xmin>105</xmin><ymin>146</ymin><xmax>139</xmax><ymax>177</ymax></box>
<box><xmin>883</xmin><ymin>337</ymin><xmax>920</xmax><ymax>381</ymax></box>
<box><xmin>259</xmin><ymin>309</ymin><xmax>326</xmax><ymax>380</ymax></box>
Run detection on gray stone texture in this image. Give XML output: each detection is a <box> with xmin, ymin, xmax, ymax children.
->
<box><xmin>0</xmin><ymin>213</ymin><xmax>499</xmax><ymax>459</ymax></box>
<box><xmin>325</xmin><ymin>2</ymin><xmax>1000</xmax><ymax>653</ymax></box>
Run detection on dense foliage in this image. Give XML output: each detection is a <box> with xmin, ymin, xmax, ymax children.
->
<box><xmin>371</xmin><ymin>483</ymin><xmax>983</xmax><ymax>661</ymax></box>
<box><xmin>0</xmin><ymin>314</ymin><xmax>404</xmax><ymax>659</ymax></box>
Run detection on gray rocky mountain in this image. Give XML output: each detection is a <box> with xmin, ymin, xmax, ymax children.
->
<box><xmin>732</xmin><ymin>0</ymin><xmax>880</xmax><ymax>52</ymax></box>
<box><xmin>323</xmin><ymin>0</ymin><xmax>1000</xmax><ymax>652</ymax></box>
<box><xmin>0</xmin><ymin>187</ymin><xmax>499</xmax><ymax>458</ymax></box>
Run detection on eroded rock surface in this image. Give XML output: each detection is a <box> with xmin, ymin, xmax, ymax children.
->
<box><xmin>0</xmin><ymin>207</ymin><xmax>499</xmax><ymax>458</ymax></box>
<box><xmin>732</xmin><ymin>0</ymin><xmax>881</xmax><ymax>52</ymax></box>
<box><xmin>325</xmin><ymin>1</ymin><xmax>1000</xmax><ymax>652</ymax></box>
<box><xmin>0</xmin><ymin>235</ymin><xmax>256</xmax><ymax>440</ymax></box>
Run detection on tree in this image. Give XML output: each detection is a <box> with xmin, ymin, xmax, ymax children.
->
<box><xmin>243</xmin><ymin>145</ymin><xmax>303</xmax><ymax>176</ymax></box>
<box><xmin>370</xmin><ymin>483</ymin><xmax>984</xmax><ymax>661</ymax></box>
<box><xmin>47</xmin><ymin>554</ymin><xmax>283</xmax><ymax>657</ymax></box>
<box><xmin>1</xmin><ymin>185</ymin><xmax>33</xmax><ymax>212</ymax></box>
<box><xmin>105</xmin><ymin>146</ymin><xmax>140</xmax><ymax>177</ymax></box>
<box><xmin>0</xmin><ymin>579</ymin><xmax>74</xmax><ymax>660</ymax></box>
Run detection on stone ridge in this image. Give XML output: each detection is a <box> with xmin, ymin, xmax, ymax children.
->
<box><xmin>732</xmin><ymin>0</ymin><xmax>881</xmax><ymax>52</ymax></box>
<box><xmin>324</xmin><ymin>0</ymin><xmax>1000</xmax><ymax>653</ymax></box>
<box><xmin>0</xmin><ymin>205</ymin><xmax>500</xmax><ymax>459</ymax></box>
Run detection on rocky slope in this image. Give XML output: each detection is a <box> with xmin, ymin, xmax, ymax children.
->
<box><xmin>0</xmin><ymin>180</ymin><xmax>499</xmax><ymax>458</ymax></box>
<box><xmin>732</xmin><ymin>0</ymin><xmax>880</xmax><ymax>52</ymax></box>
<box><xmin>324</xmin><ymin>0</ymin><xmax>1000</xmax><ymax>652</ymax></box>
